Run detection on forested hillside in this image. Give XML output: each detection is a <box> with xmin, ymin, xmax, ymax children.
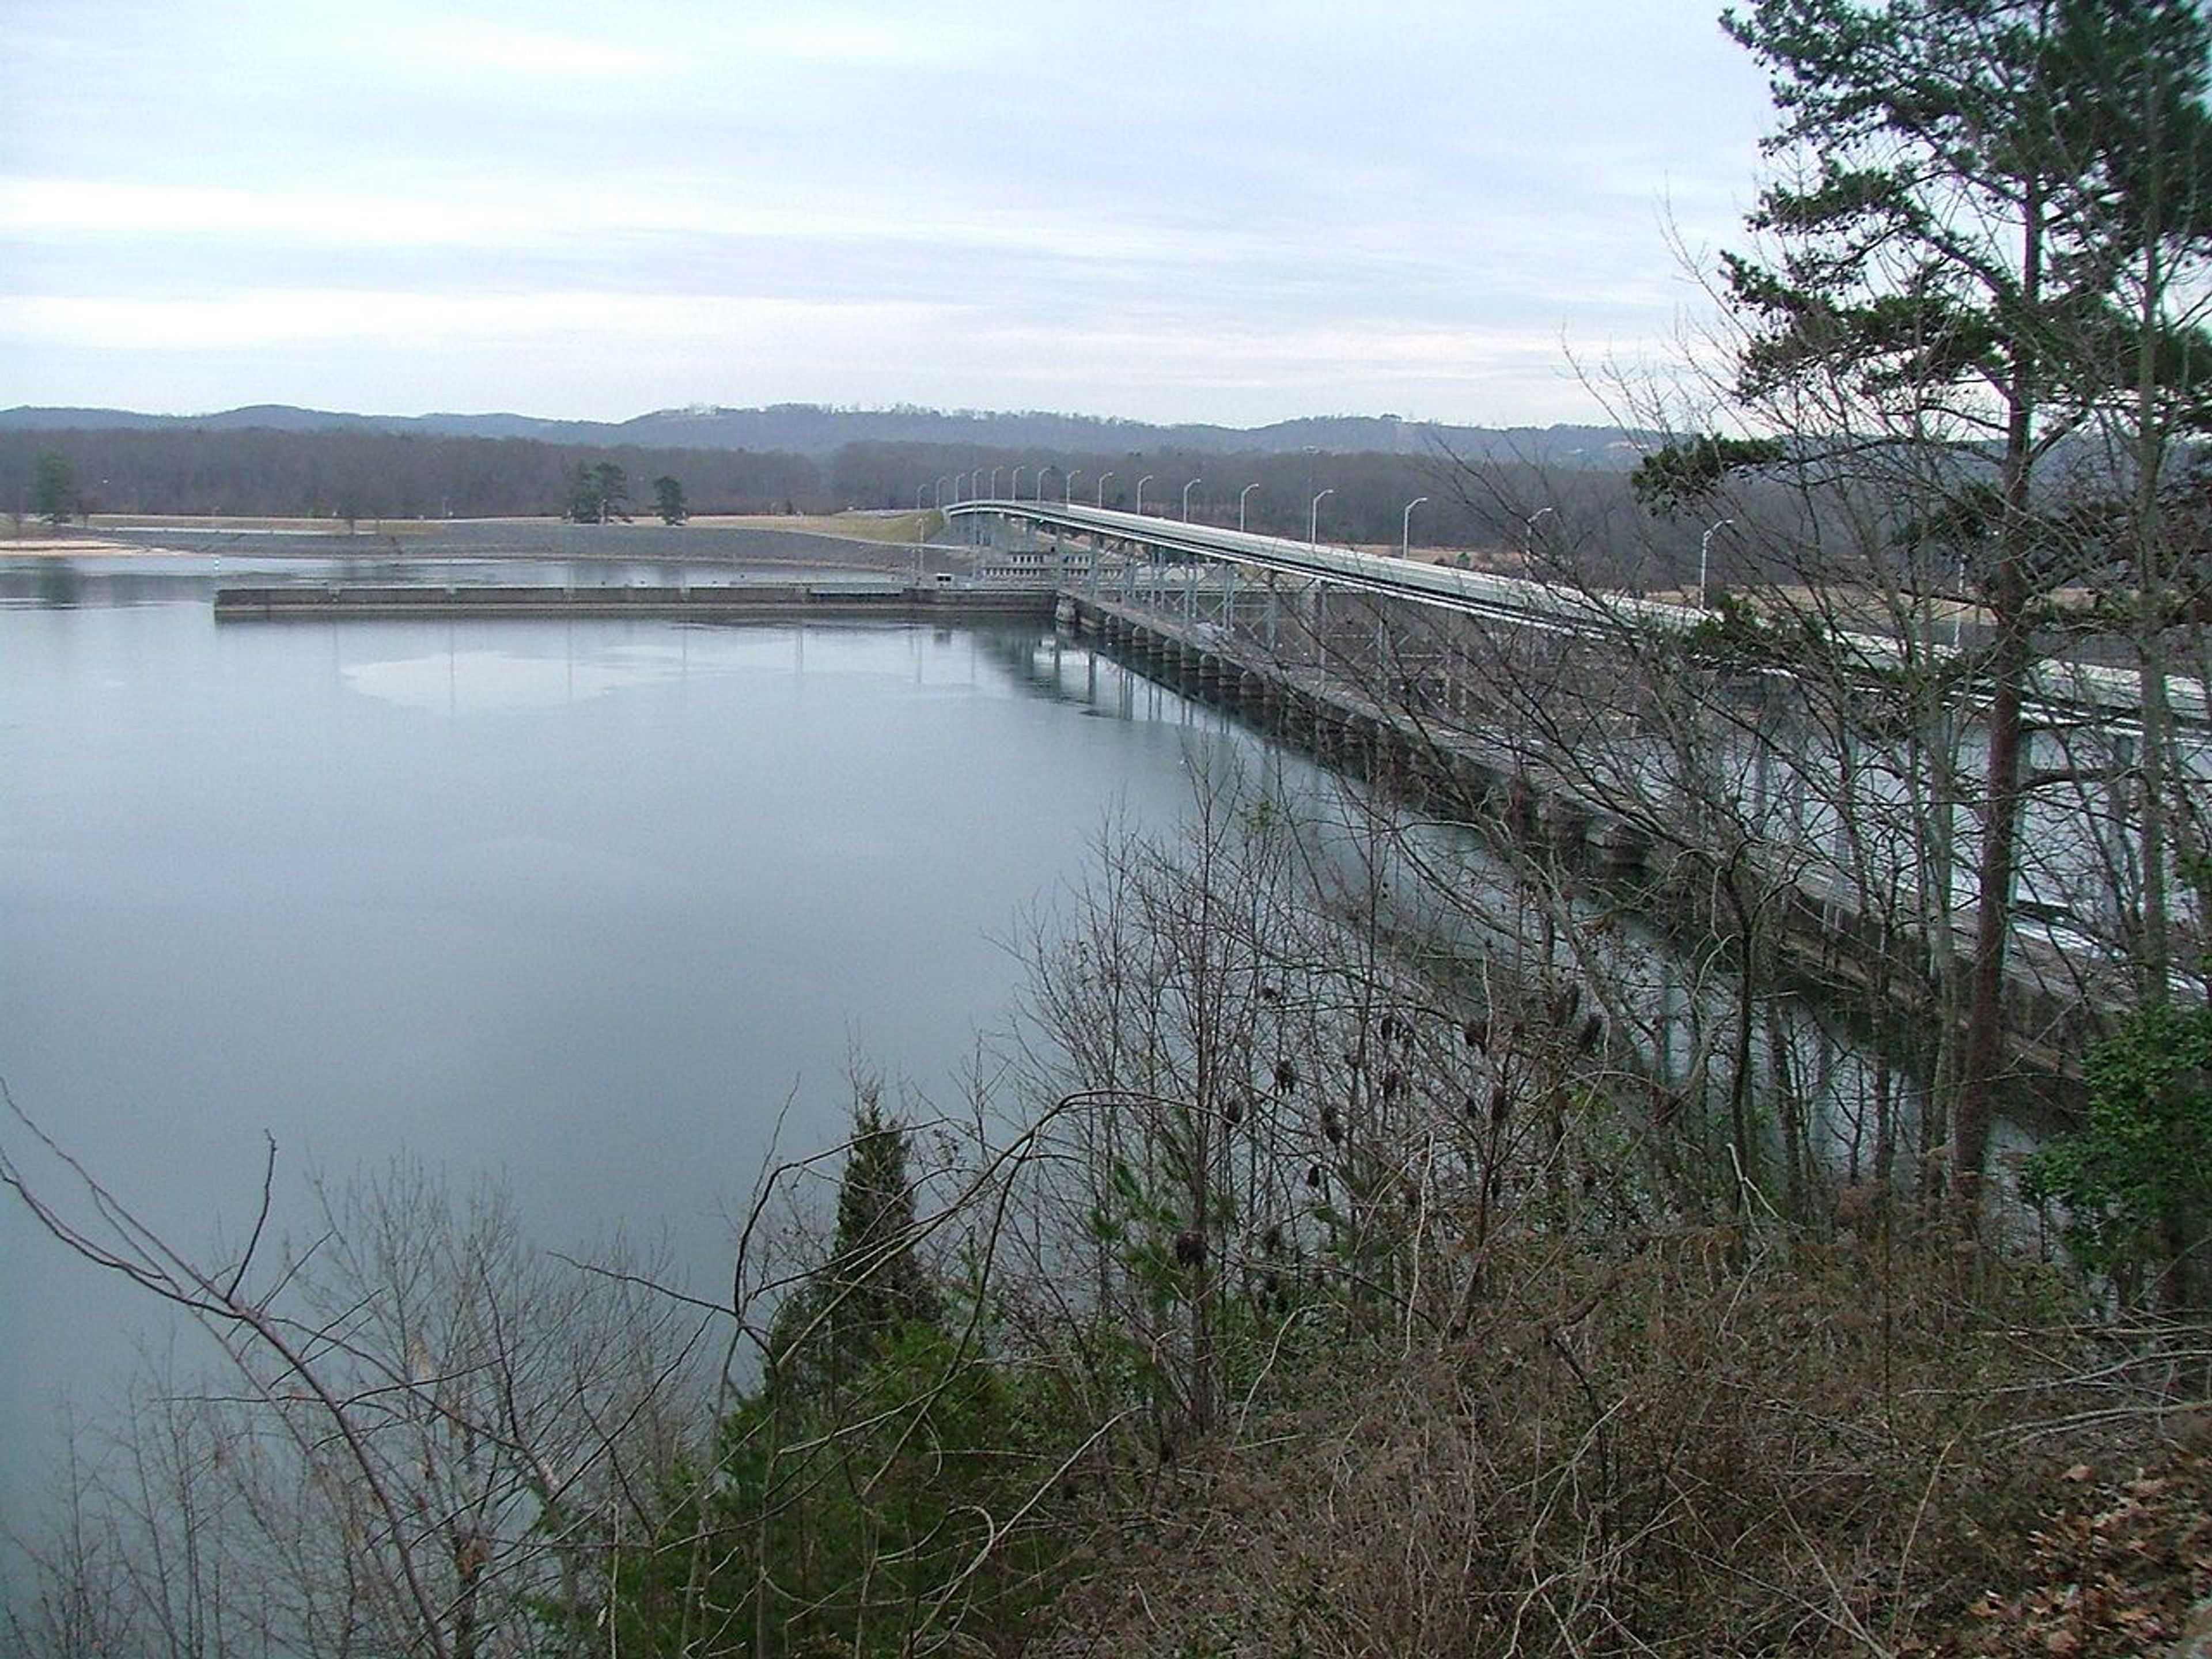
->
<box><xmin>3</xmin><ymin>422</ymin><xmax>1677</xmax><ymax>567</ymax></box>
<box><xmin>0</xmin><ymin>400</ymin><xmax>1653</xmax><ymax>465</ymax></box>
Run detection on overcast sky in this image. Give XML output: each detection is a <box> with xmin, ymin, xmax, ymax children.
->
<box><xmin>1</xmin><ymin>1</ymin><xmax>1779</xmax><ymax>427</ymax></box>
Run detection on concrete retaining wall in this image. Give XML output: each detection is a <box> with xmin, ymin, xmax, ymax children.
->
<box><xmin>213</xmin><ymin>584</ymin><xmax>1059</xmax><ymax>622</ymax></box>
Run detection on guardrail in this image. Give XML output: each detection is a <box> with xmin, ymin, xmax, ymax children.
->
<box><xmin>948</xmin><ymin>498</ymin><xmax>2210</xmax><ymax>729</ymax></box>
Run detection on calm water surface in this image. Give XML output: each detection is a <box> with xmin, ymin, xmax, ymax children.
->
<box><xmin>0</xmin><ymin>556</ymin><xmax>1264</xmax><ymax>1521</ymax></box>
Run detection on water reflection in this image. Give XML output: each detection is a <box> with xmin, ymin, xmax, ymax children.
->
<box><xmin>342</xmin><ymin>643</ymin><xmax>699</xmax><ymax>713</ymax></box>
<box><xmin>27</xmin><ymin>559</ymin><xmax>82</xmax><ymax>608</ymax></box>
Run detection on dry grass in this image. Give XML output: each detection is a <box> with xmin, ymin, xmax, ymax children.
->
<box><xmin>1030</xmin><ymin>1226</ymin><xmax>2203</xmax><ymax>1658</ymax></box>
<box><xmin>683</xmin><ymin>509</ymin><xmax>943</xmax><ymax>543</ymax></box>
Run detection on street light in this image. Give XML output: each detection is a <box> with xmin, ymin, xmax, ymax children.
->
<box><xmin>1699</xmin><ymin>518</ymin><xmax>1736</xmax><ymax>610</ymax></box>
<box><xmin>1401</xmin><ymin>495</ymin><xmax>1428</xmax><ymax>560</ymax></box>
<box><xmin>1136</xmin><ymin>475</ymin><xmax>1156</xmax><ymax>516</ymax></box>
<box><xmin>915</xmin><ymin>482</ymin><xmax>929</xmax><ymax>510</ymax></box>
<box><xmin>1097</xmin><ymin>471</ymin><xmax>1115</xmax><ymax>507</ymax></box>
<box><xmin>1238</xmin><ymin>482</ymin><xmax>1259</xmax><ymax>532</ymax></box>
<box><xmin>989</xmin><ymin>466</ymin><xmax>1002</xmax><ymax>499</ymax></box>
<box><xmin>1067</xmin><ymin>469</ymin><xmax>1082</xmax><ymax>505</ymax></box>
<box><xmin>1309</xmin><ymin>487</ymin><xmax>1334</xmax><ymax>547</ymax></box>
<box><xmin>933</xmin><ymin>475</ymin><xmax>950</xmax><ymax>508</ymax></box>
<box><xmin>1182</xmin><ymin>478</ymin><xmax>1202</xmax><ymax>521</ymax></box>
<box><xmin>1012</xmin><ymin>466</ymin><xmax>1028</xmax><ymax>501</ymax></box>
<box><xmin>1522</xmin><ymin>506</ymin><xmax>1555</xmax><ymax>578</ymax></box>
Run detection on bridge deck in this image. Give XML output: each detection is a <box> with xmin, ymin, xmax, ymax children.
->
<box><xmin>949</xmin><ymin>497</ymin><xmax>2209</xmax><ymax>729</ymax></box>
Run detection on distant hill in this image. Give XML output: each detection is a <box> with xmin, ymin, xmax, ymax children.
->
<box><xmin>0</xmin><ymin>402</ymin><xmax>1656</xmax><ymax>468</ymax></box>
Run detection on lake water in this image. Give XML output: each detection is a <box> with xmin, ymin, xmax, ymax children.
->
<box><xmin>0</xmin><ymin>554</ymin><xmax>1263</xmax><ymax>1527</ymax></box>
<box><xmin>0</xmin><ymin>547</ymin><xmax>2006</xmax><ymax>1557</ymax></box>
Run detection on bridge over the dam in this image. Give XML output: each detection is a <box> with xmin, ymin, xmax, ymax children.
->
<box><xmin>944</xmin><ymin>495</ymin><xmax>2209</xmax><ymax>732</ymax></box>
<box><xmin>946</xmin><ymin>492</ymin><xmax>2211</xmax><ymax>1081</ymax></box>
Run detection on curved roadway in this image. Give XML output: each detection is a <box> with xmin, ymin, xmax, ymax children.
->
<box><xmin>946</xmin><ymin>497</ymin><xmax>2207</xmax><ymax>728</ymax></box>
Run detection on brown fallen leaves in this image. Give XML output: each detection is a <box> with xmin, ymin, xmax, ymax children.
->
<box><xmin>1922</xmin><ymin>1450</ymin><xmax>2211</xmax><ymax>1659</ymax></box>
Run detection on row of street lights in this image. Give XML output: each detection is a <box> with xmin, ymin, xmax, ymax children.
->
<box><xmin>918</xmin><ymin>475</ymin><xmax>1736</xmax><ymax>605</ymax></box>
<box><xmin>923</xmin><ymin>469</ymin><xmax>1442</xmax><ymax>557</ymax></box>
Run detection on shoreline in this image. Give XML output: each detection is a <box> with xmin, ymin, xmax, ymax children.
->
<box><xmin>3</xmin><ymin>520</ymin><xmax>934</xmax><ymax>560</ymax></box>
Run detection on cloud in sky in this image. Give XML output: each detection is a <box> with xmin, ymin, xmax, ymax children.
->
<box><xmin>0</xmin><ymin>0</ymin><xmax>1777</xmax><ymax>426</ymax></box>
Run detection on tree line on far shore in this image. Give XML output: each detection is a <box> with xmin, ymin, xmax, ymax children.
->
<box><xmin>3</xmin><ymin>423</ymin><xmax>1708</xmax><ymax>576</ymax></box>
<box><xmin>1</xmin><ymin>427</ymin><xmax>817</xmax><ymax>529</ymax></box>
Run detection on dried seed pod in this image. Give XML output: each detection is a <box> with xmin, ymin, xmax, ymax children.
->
<box><xmin>1320</xmin><ymin>1103</ymin><xmax>1344</xmax><ymax>1145</ymax></box>
<box><xmin>1274</xmin><ymin>1059</ymin><xmax>1300</xmax><ymax>1094</ymax></box>
<box><xmin>1305</xmin><ymin>1162</ymin><xmax>1323</xmax><ymax>1189</ymax></box>
<box><xmin>1381</xmin><ymin>1067</ymin><xmax>1405</xmax><ymax>1101</ymax></box>
<box><xmin>1224</xmin><ymin>1094</ymin><xmax>1245</xmax><ymax>1127</ymax></box>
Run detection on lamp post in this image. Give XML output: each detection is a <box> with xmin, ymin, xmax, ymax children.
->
<box><xmin>1182</xmin><ymin>478</ymin><xmax>1202</xmax><ymax>521</ymax></box>
<box><xmin>1136</xmin><ymin>474</ymin><xmax>1155</xmax><ymax>516</ymax></box>
<box><xmin>1067</xmin><ymin>469</ymin><xmax>1082</xmax><ymax>505</ymax></box>
<box><xmin>1238</xmin><ymin>482</ymin><xmax>1259</xmax><ymax>532</ymax></box>
<box><xmin>1309</xmin><ymin>487</ymin><xmax>1334</xmax><ymax>547</ymax></box>
<box><xmin>934</xmin><ymin>475</ymin><xmax>950</xmax><ymax>508</ymax></box>
<box><xmin>1401</xmin><ymin>496</ymin><xmax>1428</xmax><ymax>560</ymax></box>
<box><xmin>1096</xmin><ymin>471</ymin><xmax>1115</xmax><ymax>507</ymax></box>
<box><xmin>1012</xmin><ymin>466</ymin><xmax>1028</xmax><ymax>501</ymax></box>
<box><xmin>1952</xmin><ymin>548</ymin><xmax>1967</xmax><ymax>648</ymax></box>
<box><xmin>989</xmin><ymin>467</ymin><xmax>1001</xmax><ymax>499</ymax></box>
<box><xmin>1522</xmin><ymin>506</ymin><xmax>1555</xmax><ymax>578</ymax></box>
<box><xmin>1699</xmin><ymin>518</ymin><xmax>1735</xmax><ymax>610</ymax></box>
<box><xmin>915</xmin><ymin>482</ymin><xmax>929</xmax><ymax>510</ymax></box>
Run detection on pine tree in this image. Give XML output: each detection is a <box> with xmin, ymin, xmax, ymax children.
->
<box><xmin>1713</xmin><ymin>0</ymin><xmax>2212</xmax><ymax>1216</ymax></box>
<box><xmin>768</xmin><ymin>1089</ymin><xmax>940</xmax><ymax>1391</ymax></box>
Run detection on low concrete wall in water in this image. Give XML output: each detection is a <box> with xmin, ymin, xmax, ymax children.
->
<box><xmin>213</xmin><ymin>583</ymin><xmax>1059</xmax><ymax>622</ymax></box>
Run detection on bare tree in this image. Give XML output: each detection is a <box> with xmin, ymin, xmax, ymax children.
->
<box><xmin>1</xmin><ymin>1097</ymin><xmax>711</xmax><ymax>1659</ymax></box>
